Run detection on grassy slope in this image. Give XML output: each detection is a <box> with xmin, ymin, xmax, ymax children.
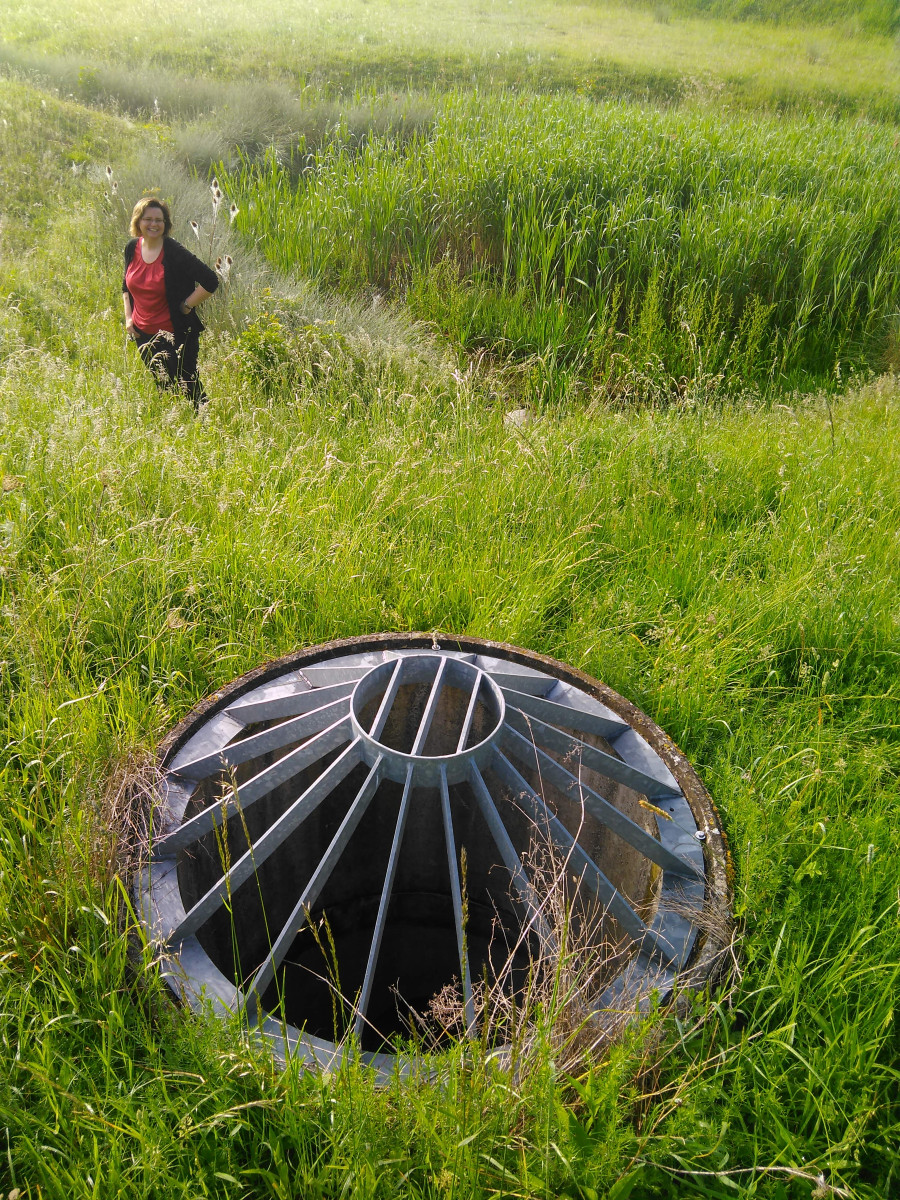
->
<box><xmin>2</xmin><ymin>0</ymin><xmax>899</xmax><ymax>115</ymax></box>
<box><xmin>0</xmin><ymin>6</ymin><xmax>899</xmax><ymax>1197</ymax></box>
<box><xmin>630</xmin><ymin>0</ymin><xmax>899</xmax><ymax>36</ymax></box>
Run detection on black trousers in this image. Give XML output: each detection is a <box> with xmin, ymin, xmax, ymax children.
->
<box><xmin>133</xmin><ymin>327</ymin><xmax>207</xmax><ymax>410</ymax></box>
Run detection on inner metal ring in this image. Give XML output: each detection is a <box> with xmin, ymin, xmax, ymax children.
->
<box><xmin>350</xmin><ymin>654</ymin><xmax>505</xmax><ymax>784</ymax></box>
<box><xmin>138</xmin><ymin>634</ymin><xmax>731</xmax><ymax>1076</ymax></box>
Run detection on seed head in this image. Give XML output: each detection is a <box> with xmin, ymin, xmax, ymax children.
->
<box><xmin>190</xmin><ymin>219</ymin><xmax>201</xmax><ymax>241</ymax></box>
<box><xmin>229</xmin><ymin>202</ymin><xmax>239</xmax><ymax>224</ymax></box>
<box><xmin>105</xmin><ymin>164</ymin><xmax>113</xmax><ymax>180</ymax></box>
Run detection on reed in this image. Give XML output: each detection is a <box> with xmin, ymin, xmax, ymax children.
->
<box><xmin>220</xmin><ymin>90</ymin><xmax>900</xmax><ymax>395</ymax></box>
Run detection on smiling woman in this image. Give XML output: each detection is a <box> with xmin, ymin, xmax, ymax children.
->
<box><xmin>122</xmin><ymin>196</ymin><xmax>219</xmax><ymax>410</ymax></box>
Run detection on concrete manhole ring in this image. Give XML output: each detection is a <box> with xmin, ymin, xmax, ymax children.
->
<box><xmin>139</xmin><ymin>634</ymin><xmax>731</xmax><ymax>1073</ymax></box>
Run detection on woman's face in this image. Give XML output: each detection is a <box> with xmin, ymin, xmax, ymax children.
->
<box><xmin>139</xmin><ymin>207</ymin><xmax>166</xmax><ymax>238</ymax></box>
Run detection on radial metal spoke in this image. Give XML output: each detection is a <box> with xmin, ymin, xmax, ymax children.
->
<box><xmin>410</xmin><ymin>655</ymin><xmax>448</xmax><ymax>755</ymax></box>
<box><xmin>156</xmin><ymin>716</ymin><xmax>353</xmax><ymax>854</ymax></box>
<box><xmin>297</xmin><ymin>664</ymin><xmax>372</xmax><ymax>687</ymax></box>
<box><xmin>456</xmin><ymin>670</ymin><xmax>485</xmax><ymax>753</ymax></box>
<box><xmin>168</xmin><ymin>738</ymin><xmax>364</xmax><ymax>944</ymax></box>
<box><xmin>492</xmin><ymin>748</ymin><xmax>655</xmax><ymax>945</ymax></box>
<box><xmin>368</xmin><ymin>657</ymin><xmax>405</xmax><ymax>741</ymax></box>
<box><xmin>498</xmin><ymin>686</ymin><xmax>628</xmax><ymax>740</ymax></box>
<box><xmin>484</xmin><ymin>670</ymin><xmax>556</xmax><ymax>697</ymax></box>
<box><xmin>144</xmin><ymin>641</ymin><xmax>722</xmax><ymax>1058</ymax></box>
<box><xmin>504</xmin><ymin>706</ymin><xmax>680</xmax><ymax>801</ymax></box>
<box><xmin>467</xmin><ymin>763</ymin><xmax>552</xmax><ymax>947</ymax></box>
<box><xmin>169</xmin><ymin>714</ymin><xmax>244</xmax><ymax>771</ymax></box>
<box><xmin>439</xmin><ymin>766</ymin><xmax>475</xmax><ymax>1033</ymax></box>
<box><xmin>174</xmin><ymin>696</ymin><xmax>351</xmax><ymax>781</ymax></box>
<box><xmin>225</xmin><ymin>679</ymin><xmax>357</xmax><ymax>724</ymax></box>
<box><xmin>244</xmin><ymin>755</ymin><xmax>385</xmax><ymax>1010</ymax></box>
<box><xmin>499</xmin><ymin>723</ymin><xmax>702</xmax><ymax>880</ymax></box>
<box><xmin>354</xmin><ymin>763</ymin><xmax>415</xmax><ymax>1040</ymax></box>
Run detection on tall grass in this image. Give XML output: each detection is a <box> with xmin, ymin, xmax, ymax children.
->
<box><xmin>221</xmin><ymin>91</ymin><xmax>900</xmax><ymax>396</ymax></box>
<box><xmin>1</xmin><ymin>61</ymin><xmax>900</xmax><ymax>1200</ymax></box>
<box><xmin>0</xmin><ymin>44</ymin><xmax>439</xmax><ymax>172</ymax></box>
<box><xmin>628</xmin><ymin>0</ymin><xmax>900</xmax><ymax>36</ymax></box>
<box><xmin>3</xmin><ymin>303</ymin><xmax>900</xmax><ymax>1195</ymax></box>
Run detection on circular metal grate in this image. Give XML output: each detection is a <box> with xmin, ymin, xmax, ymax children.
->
<box><xmin>139</xmin><ymin>635</ymin><xmax>730</xmax><ymax>1072</ymax></box>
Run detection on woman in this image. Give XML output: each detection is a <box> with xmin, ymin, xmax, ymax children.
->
<box><xmin>123</xmin><ymin>197</ymin><xmax>219</xmax><ymax>410</ymax></box>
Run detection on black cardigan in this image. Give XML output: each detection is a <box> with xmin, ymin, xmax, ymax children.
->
<box><xmin>123</xmin><ymin>237</ymin><xmax>219</xmax><ymax>339</ymax></box>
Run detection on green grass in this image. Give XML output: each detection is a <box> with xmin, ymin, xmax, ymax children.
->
<box><xmin>220</xmin><ymin>91</ymin><xmax>900</xmax><ymax>395</ymax></box>
<box><xmin>9</xmin><ymin>9</ymin><xmax>898</xmax><ymax>394</ymax></box>
<box><xmin>3</xmin><ymin>277</ymin><xmax>900</xmax><ymax>1194</ymax></box>
<box><xmin>1</xmin><ymin>4</ymin><xmax>900</xmax><ymax>1195</ymax></box>
<box><xmin>3</xmin><ymin>0</ymin><xmax>900</xmax><ymax>118</ymax></box>
<box><xmin>628</xmin><ymin>0</ymin><xmax>900</xmax><ymax>37</ymax></box>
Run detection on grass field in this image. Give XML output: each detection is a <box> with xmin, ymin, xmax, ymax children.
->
<box><xmin>1</xmin><ymin>2</ymin><xmax>900</xmax><ymax>1197</ymax></box>
<box><xmin>2</xmin><ymin>0</ymin><xmax>900</xmax><ymax>115</ymax></box>
<box><xmin>218</xmin><ymin>91</ymin><xmax>900</xmax><ymax>396</ymax></box>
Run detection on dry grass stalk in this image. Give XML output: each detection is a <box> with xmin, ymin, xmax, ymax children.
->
<box><xmin>91</xmin><ymin>747</ymin><xmax>159</xmax><ymax>892</ymax></box>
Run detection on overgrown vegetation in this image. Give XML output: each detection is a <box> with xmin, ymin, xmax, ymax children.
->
<box><xmin>1</xmin><ymin>2</ymin><xmax>900</xmax><ymax>1197</ymax></box>
<box><xmin>626</xmin><ymin>0</ymin><xmax>900</xmax><ymax>36</ymax></box>
<box><xmin>220</xmin><ymin>92</ymin><xmax>900</xmax><ymax>396</ymax></box>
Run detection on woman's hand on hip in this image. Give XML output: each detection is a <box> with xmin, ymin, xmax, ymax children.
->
<box><xmin>180</xmin><ymin>285</ymin><xmax>213</xmax><ymax>316</ymax></box>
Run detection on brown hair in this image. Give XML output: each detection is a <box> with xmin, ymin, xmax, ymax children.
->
<box><xmin>129</xmin><ymin>196</ymin><xmax>172</xmax><ymax>238</ymax></box>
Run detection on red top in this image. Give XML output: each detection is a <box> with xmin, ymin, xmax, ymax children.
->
<box><xmin>125</xmin><ymin>240</ymin><xmax>174</xmax><ymax>334</ymax></box>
